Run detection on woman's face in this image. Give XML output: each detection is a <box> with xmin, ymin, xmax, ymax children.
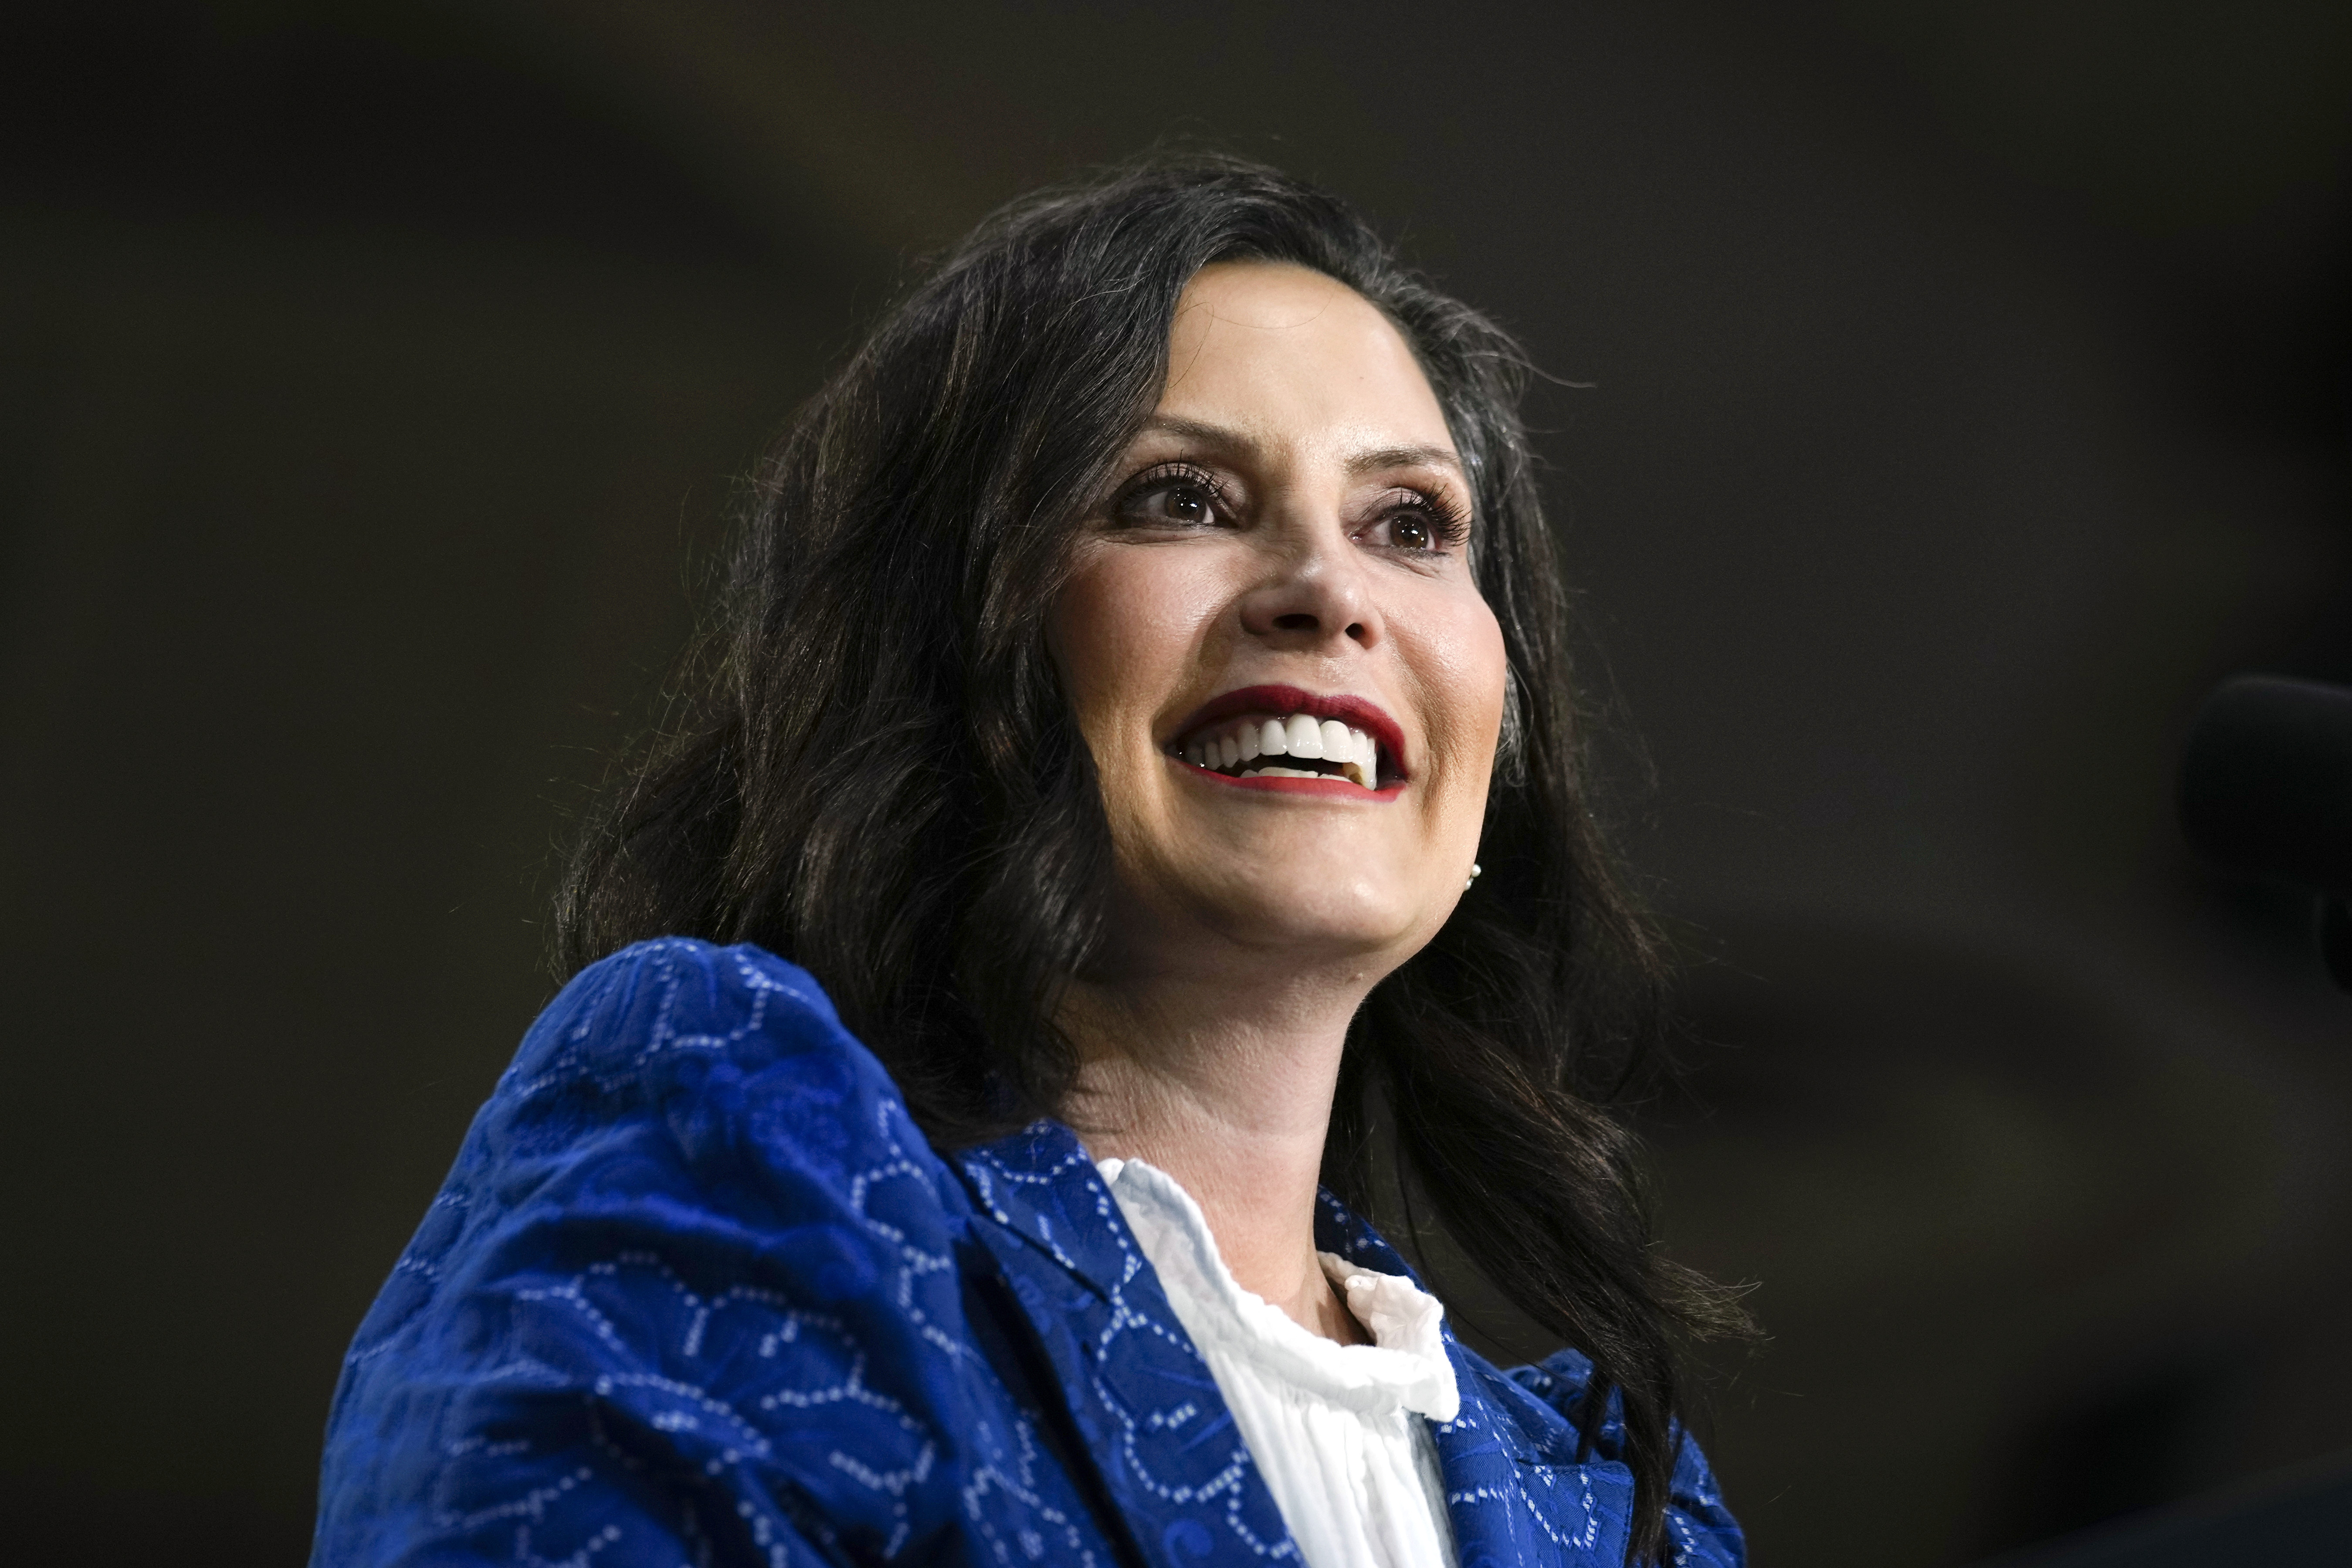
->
<box><xmin>1052</xmin><ymin>261</ymin><xmax>1507</xmax><ymax>978</ymax></box>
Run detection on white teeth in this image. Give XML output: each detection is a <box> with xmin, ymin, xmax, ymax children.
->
<box><xmin>1318</xmin><ymin>719</ymin><xmax>1350</xmax><ymax>763</ymax></box>
<box><xmin>1180</xmin><ymin>712</ymin><xmax>1388</xmax><ymax>789</ymax></box>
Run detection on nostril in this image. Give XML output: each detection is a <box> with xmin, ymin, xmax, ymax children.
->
<box><xmin>1272</xmin><ymin>613</ymin><xmax>1318</xmax><ymax>631</ymax></box>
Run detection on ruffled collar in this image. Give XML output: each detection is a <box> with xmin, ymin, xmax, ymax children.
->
<box><xmin>1097</xmin><ymin>1157</ymin><xmax>1461</xmax><ymax>1424</ymax></box>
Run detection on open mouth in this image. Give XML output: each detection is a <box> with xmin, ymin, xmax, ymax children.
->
<box><xmin>1173</xmin><ymin>713</ymin><xmax>1386</xmax><ymax>788</ymax></box>
<box><xmin>1163</xmin><ymin>687</ymin><xmax>1405</xmax><ymax>793</ymax></box>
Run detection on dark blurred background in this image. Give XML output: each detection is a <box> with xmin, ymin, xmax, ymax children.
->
<box><xmin>3</xmin><ymin>2</ymin><xmax>2348</xmax><ymax>1563</ymax></box>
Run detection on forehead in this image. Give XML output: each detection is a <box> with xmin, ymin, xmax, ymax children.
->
<box><xmin>1158</xmin><ymin>263</ymin><xmax>1455</xmax><ymax>457</ymax></box>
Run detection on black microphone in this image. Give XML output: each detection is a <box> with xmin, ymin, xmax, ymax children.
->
<box><xmin>2178</xmin><ymin>674</ymin><xmax>2352</xmax><ymax>989</ymax></box>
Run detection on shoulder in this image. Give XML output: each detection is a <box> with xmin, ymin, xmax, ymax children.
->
<box><xmin>317</xmin><ymin>938</ymin><xmax>986</xmax><ymax>1565</ymax></box>
<box><xmin>475</xmin><ymin>936</ymin><xmax>944</xmax><ymax>1199</ymax></box>
<box><xmin>362</xmin><ymin>937</ymin><xmax>972</xmax><ymax>1339</ymax></box>
<box><xmin>501</xmin><ymin>936</ymin><xmax>869</xmax><ymax>1118</ymax></box>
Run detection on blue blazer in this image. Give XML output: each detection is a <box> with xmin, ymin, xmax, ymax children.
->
<box><xmin>313</xmin><ymin>939</ymin><xmax>1742</xmax><ymax>1567</ymax></box>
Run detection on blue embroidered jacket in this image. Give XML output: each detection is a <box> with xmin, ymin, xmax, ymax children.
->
<box><xmin>313</xmin><ymin>939</ymin><xmax>1742</xmax><ymax>1567</ymax></box>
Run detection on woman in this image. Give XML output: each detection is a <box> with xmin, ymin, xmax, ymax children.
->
<box><xmin>312</xmin><ymin>156</ymin><xmax>1747</xmax><ymax>1567</ymax></box>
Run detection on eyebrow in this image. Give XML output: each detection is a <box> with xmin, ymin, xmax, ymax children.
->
<box><xmin>1135</xmin><ymin>415</ymin><xmax>1464</xmax><ymax>477</ymax></box>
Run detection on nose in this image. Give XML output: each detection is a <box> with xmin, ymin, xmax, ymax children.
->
<box><xmin>1234</xmin><ymin>519</ymin><xmax>1383</xmax><ymax>652</ymax></box>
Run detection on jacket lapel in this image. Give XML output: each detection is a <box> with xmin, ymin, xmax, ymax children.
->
<box><xmin>956</xmin><ymin>1127</ymin><xmax>1637</xmax><ymax>1567</ymax></box>
<box><xmin>953</xmin><ymin>1121</ymin><xmax>1299</xmax><ymax>1567</ymax></box>
<box><xmin>1311</xmin><ymin>1192</ymin><xmax>1634</xmax><ymax>1567</ymax></box>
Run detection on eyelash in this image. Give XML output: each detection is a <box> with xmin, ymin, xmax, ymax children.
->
<box><xmin>1111</xmin><ymin>462</ymin><xmax>1234</xmax><ymax>527</ymax></box>
<box><xmin>1374</xmin><ymin>488</ymin><xmax>1471</xmax><ymax>552</ymax></box>
<box><xmin>1109</xmin><ymin>463</ymin><xmax>1471</xmax><ymax>553</ymax></box>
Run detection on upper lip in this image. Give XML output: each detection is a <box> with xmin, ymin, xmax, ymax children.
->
<box><xmin>1166</xmin><ymin>684</ymin><xmax>1409</xmax><ymax>777</ymax></box>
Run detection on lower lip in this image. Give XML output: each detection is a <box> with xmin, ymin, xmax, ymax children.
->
<box><xmin>1169</xmin><ymin>756</ymin><xmax>1405</xmax><ymax>800</ymax></box>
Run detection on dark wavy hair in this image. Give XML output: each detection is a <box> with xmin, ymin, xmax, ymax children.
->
<box><xmin>555</xmin><ymin>153</ymin><xmax>1742</xmax><ymax>1563</ymax></box>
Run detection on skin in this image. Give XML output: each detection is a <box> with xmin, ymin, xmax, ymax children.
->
<box><xmin>1049</xmin><ymin>261</ymin><xmax>1508</xmax><ymax>1345</ymax></box>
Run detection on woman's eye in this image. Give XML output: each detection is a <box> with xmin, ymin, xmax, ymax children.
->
<box><xmin>1117</xmin><ymin>476</ymin><xmax>1223</xmax><ymax>527</ymax></box>
<box><xmin>1371</xmin><ymin>503</ymin><xmax>1454</xmax><ymax>553</ymax></box>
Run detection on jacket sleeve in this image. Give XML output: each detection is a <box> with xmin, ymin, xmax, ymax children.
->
<box><xmin>310</xmin><ymin>940</ymin><xmax>983</xmax><ymax>1568</ymax></box>
<box><xmin>1505</xmin><ymin>1349</ymin><xmax>1746</xmax><ymax>1568</ymax></box>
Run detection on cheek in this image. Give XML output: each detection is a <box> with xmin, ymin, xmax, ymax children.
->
<box><xmin>1049</xmin><ymin>546</ymin><xmax>1226</xmax><ymax>741</ymax></box>
<box><xmin>1420</xmin><ymin>599</ymin><xmax>1510</xmax><ymax>772</ymax></box>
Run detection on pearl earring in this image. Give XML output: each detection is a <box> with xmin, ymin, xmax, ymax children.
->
<box><xmin>1464</xmin><ymin>862</ymin><xmax>1482</xmax><ymax>892</ymax></box>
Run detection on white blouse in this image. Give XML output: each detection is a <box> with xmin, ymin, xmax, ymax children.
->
<box><xmin>1098</xmin><ymin>1158</ymin><xmax>1461</xmax><ymax>1568</ymax></box>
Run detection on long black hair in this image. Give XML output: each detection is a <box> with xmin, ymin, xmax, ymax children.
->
<box><xmin>555</xmin><ymin>153</ymin><xmax>1745</xmax><ymax>1563</ymax></box>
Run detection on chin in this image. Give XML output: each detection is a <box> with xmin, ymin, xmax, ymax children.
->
<box><xmin>1207</xmin><ymin>873</ymin><xmax>1436</xmax><ymax>958</ymax></box>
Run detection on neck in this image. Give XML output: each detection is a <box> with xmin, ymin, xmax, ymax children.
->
<box><xmin>1057</xmin><ymin>950</ymin><xmax>1377</xmax><ymax>1345</ymax></box>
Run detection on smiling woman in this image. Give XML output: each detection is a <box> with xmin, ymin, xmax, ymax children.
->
<box><xmin>311</xmin><ymin>156</ymin><xmax>1749</xmax><ymax>1568</ymax></box>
